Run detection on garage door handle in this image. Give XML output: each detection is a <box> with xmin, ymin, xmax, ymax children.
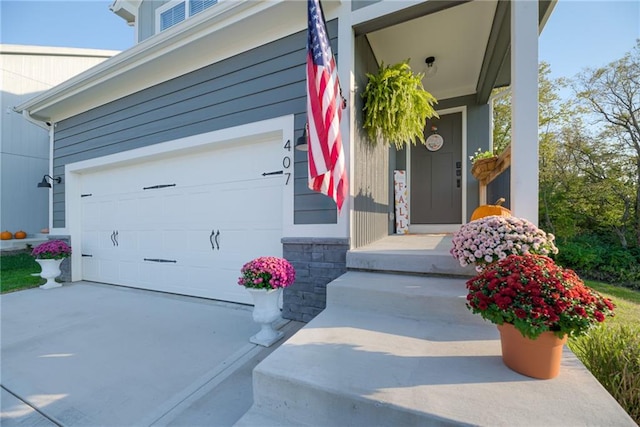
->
<box><xmin>209</xmin><ymin>230</ymin><xmax>216</xmax><ymax>250</ymax></box>
<box><xmin>214</xmin><ymin>230</ymin><xmax>220</xmax><ymax>250</ymax></box>
<box><xmin>110</xmin><ymin>231</ymin><xmax>116</xmax><ymax>246</ymax></box>
<box><xmin>144</xmin><ymin>258</ymin><xmax>177</xmax><ymax>263</ymax></box>
<box><xmin>114</xmin><ymin>230</ymin><xmax>119</xmax><ymax>247</ymax></box>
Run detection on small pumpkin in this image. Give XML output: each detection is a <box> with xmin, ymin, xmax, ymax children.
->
<box><xmin>1</xmin><ymin>230</ymin><xmax>13</xmax><ymax>240</ymax></box>
<box><xmin>14</xmin><ymin>230</ymin><xmax>27</xmax><ymax>239</ymax></box>
<box><xmin>470</xmin><ymin>198</ymin><xmax>512</xmax><ymax>221</ymax></box>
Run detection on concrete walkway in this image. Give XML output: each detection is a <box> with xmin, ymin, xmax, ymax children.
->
<box><xmin>1</xmin><ymin>282</ymin><xmax>302</xmax><ymax>426</ymax></box>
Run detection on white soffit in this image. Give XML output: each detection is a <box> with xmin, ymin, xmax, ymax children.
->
<box><xmin>366</xmin><ymin>1</ymin><xmax>497</xmax><ymax>101</ymax></box>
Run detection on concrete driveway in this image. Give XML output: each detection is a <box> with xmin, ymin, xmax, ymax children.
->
<box><xmin>1</xmin><ymin>282</ymin><xmax>302</xmax><ymax>426</ymax></box>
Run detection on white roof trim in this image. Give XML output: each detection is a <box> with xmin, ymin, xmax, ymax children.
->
<box><xmin>16</xmin><ymin>0</ymin><xmax>306</xmax><ymax>122</ymax></box>
<box><xmin>0</xmin><ymin>44</ymin><xmax>119</xmax><ymax>58</ymax></box>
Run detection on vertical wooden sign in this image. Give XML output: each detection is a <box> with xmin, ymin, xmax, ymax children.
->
<box><xmin>394</xmin><ymin>170</ymin><xmax>409</xmax><ymax>234</ymax></box>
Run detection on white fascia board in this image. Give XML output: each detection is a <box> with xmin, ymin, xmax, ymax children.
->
<box><xmin>16</xmin><ymin>0</ymin><xmax>307</xmax><ymax>123</ymax></box>
<box><xmin>0</xmin><ymin>44</ymin><xmax>119</xmax><ymax>58</ymax></box>
<box><xmin>351</xmin><ymin>0</ymin><xmax>425</xmax><ymax>26</ymax></box>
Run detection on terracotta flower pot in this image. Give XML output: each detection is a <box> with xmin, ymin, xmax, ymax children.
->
<box><xmin>497</xmin><ymin>322</ymin><xmax>567</xmax><ymax>379</ymax></box>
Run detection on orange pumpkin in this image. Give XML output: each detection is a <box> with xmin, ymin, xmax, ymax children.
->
<box><xmin>1</xmin><ymin>230</ymin><xmax>13</xmax><ymax>240</ymax></box>
<box><xmin>14</xmin><ymin>230</ymin><xmax>27</xmax><ymax>239</ymax></box>
<box><xmin>471</xmin><ymin>198</ymin><xmax>512</xmax><ymax>221</ymax></box>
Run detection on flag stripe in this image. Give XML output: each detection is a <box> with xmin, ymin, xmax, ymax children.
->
<box><xmin>306</xmin><ymin>0</ymin><xmax>348</xmax><ymax>212</ymax></box>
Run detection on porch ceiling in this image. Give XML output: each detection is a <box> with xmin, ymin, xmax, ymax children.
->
<box><xmin>365</xmin><ymin>1</ymin><xmax>498</xmax><ymax>101</ymax></box>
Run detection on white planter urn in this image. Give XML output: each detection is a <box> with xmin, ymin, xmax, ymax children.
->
<box><xmin>36</xmin><ymin>259</ymin><xmax>63</xmax><ymax>289</ymax></box>
<box><xmin>247</xmin><ymin>287</ymin><xmax>284</xmax><ymax>347</ymax></box>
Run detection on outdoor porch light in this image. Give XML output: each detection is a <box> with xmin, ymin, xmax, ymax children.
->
<box><xmin>295</xmin><ymin>125</ymin><xmax>308</xmax><ymax>151</ymax></box>
<box><xmin>424</xmin><ymin>56</ymin><xmax>437</xmax><ymax>78</ymax></box>
<box><xmin>37</xmin><ymin>174</ymin><xmax>61</xmax><ymax>188</ymax></box>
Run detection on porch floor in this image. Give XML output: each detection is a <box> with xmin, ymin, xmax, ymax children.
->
<box><xmin>347</xmin><ymin>233</ymin><xmax>476</xmax><ymax>277</ymax></box>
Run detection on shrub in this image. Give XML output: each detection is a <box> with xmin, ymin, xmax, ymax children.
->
<box><xmin>556</xmin><ymin>235</ymin><xmax>640</xmax><ymax>289</ymax></box>
<box><xmin>570</xmin><ymin>325</ymin><xmax>640</xmax><ymax>424</ymax></box>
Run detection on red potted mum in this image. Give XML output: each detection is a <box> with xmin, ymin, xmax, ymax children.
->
<box><xmin>466</xmin><ymin>254</ymin><xmax>615</xmax><ymax>379</ymax></box>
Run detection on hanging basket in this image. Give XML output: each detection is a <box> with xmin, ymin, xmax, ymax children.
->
<box><xmin>471</xmin><ymin>156</ymin><xmax>498</xmax><ymax>181</ymax></box>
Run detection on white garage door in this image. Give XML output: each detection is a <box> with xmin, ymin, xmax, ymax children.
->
<box><xmin>80</xmin><ymin>138</ymin><xmax>285</xmax><ymax>304</ymax></box>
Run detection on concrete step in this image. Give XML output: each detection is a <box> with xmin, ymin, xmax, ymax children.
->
<box><xmin>327</xmin><ymin>271</ymin><xmax>483</xmax><ymax>323</ymax></box>
<box><xmin>235</xmin><ymin>407</ymin><xmax>305</xmax><ymax>427</ymax></box>
<box><xmin>346</xmin><ymin>235</ymin><xmax>476</xmax><ymax>277</ymax></box>
<box><xmin>237</xmin><ymin>273</ymin><xmax>636</xmax><ymax>426</ymax></box>
<box><xmin>240</xmin><ymin>306</ymin><xmax>635</xmax><ymax>426</ymax></box>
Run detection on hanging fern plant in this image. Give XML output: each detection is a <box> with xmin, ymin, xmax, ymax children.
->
<box><xmin>362</xmin><ymin>60</ymin><xmax>439</xmax><ymax>149</ymax></box>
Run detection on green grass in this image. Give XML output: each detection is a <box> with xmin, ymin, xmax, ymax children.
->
<box><xmin>1</xmin><ymin>252</ymin><xmax>44</xmax><ymax>293</ymax></box>
<box><xmin>583</xmin><ymin>280</ymin><xmax>640</xmax><ymax>327</ymax></box>
<box><xmin>570</xmin><ymin>280</ymin><xmax>640</xmax><ymax>424</ymax></box>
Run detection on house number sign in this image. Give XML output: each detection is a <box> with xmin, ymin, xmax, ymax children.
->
<box><xmin>283</xmin><ymin>139</ymin><xmax>293</xmax><ymax>185</ymax></box>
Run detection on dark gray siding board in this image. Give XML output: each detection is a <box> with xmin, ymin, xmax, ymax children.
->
<box><xmin>56</xmin><ymin>32</ymin><xmax>312</xmax><ymax>133</ymax></box>
<box><xmin>138</xmin><ymin>0</ymin><xmax>167</xmax><ymax>43</ymax></box>
<box><xmin>54</xmin><ymin>81</ymin><xmax>306</xmax><ymax>157</ymax></box>
<box><xmin>352</xmin><ymin>35</ymin><xmax>389</xmax><ymax>248</ymax></box>
<box><xmin>55</xmin><ymin>48</ymin><xmax>309</xmax><ymax>138</ymax></box>
<box><xmin>54</xmin><ymin>97</ymin><xmax>306</xmax><ymax>168</ymax></box>
<box><xmin>52</xmin><ymin>20</ymin><xmax>339</xmax><ymax>227</ymax></box>
<box><xmin>352</xmin><ymin>0</ymin><xmax>382</xmax><ymax>11</ymax></box>
<box><xmin>487</xmin><ymin>167</ymin><xmax>511</xmax><ymax>209</ymax></box>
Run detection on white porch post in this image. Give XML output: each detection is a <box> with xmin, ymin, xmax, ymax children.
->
<box><xmin>510</xmin><ymin>0</ymin><xmax>539</xmax><ymax>225</ymax></box>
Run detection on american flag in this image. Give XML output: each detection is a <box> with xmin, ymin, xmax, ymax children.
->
<box><xmin>306</xmin><ymin>0</ymin><xmax>347</xmax><ymax>212</ymax></box>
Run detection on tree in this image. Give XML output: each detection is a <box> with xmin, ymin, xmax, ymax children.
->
<box><xmin>574</xmin><ymin>41</ymin><xmax>640</xmax><ymax>246</ymax></box>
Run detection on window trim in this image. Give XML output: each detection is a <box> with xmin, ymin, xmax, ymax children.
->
<box><xmin>155</xmin><ymin>0</ymin><xmax>218</xmax><ymax>33</ymax></box>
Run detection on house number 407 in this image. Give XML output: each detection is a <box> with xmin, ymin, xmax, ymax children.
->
<box><xmin>283</xmin><ymin>139</ymin><xmax>292</xmax><ymax>185</ymax></box>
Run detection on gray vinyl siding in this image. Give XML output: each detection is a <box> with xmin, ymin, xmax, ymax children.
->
<box><xmin>137</xmin><ymin>0</ymin><xmax>167</xmax><ymax>43</ymax></box>
<box><xmin>351</xmin><ymin>35</ymin><xmax>390</xmax><ymax>249</ymax></box>
<box><xmin>487</xmin><ymin>166</ymin><xmax>511</xmax><ymax>209</ymax></box>
<box><xmin>352</xmin><ymin>0</ymin><xmax>382</xmax><ymax>11</ymax></box>
<box><xmin>51</xmin><ymin>20</ymin><xmax>339</xmax><ymax>228</ymax></box>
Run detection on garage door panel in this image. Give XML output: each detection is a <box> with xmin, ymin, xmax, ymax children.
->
<box><xmin>138</xmin><ymin>230</ymin><xmax>163</xmax><ymax>254</ymax></box>
<box><xmin>82</xmin><ymin>258</ymin><xmax>100</xmax><ymax>281</ymax></box>
<box><xmin>80</xmin><ymin>137</ymin><xmax>285</xmax><ymax>303</ymax></box>
<box><xmin>99</xmin><ymin>259</ymin><xmax>120</xmax><ymax>283</ymax></box>
<box><xmin>119</xmin><ymin>261</ymin><xmax>141</xmax><ymax>283</ymax></box>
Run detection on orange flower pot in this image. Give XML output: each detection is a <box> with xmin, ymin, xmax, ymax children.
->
<box><xmin>497</xmin><ymin>322</ymin><xmax>567</xmax><ymax>379</ymax></box>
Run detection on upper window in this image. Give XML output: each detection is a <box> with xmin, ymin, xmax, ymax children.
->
<box><xmin>156</xmin><ymin>0</ymin><xmax>218</xmax><ymax>33</ymax></box>
<box><xmin>189</xmin><ymin>0</ymin><xmax>218</xmax><ymax>16</ymax></box>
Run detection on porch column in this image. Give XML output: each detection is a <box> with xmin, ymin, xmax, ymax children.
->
<box><xmin>510</xmin><ymin>0</ymin><xmax>539</xmax><ymax>225</ymax></box>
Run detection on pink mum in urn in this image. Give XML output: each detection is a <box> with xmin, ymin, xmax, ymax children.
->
<box><xmin>238</xmin><ymin>256</ymin><xmax>296</xmax><ymax>290</ymax></box>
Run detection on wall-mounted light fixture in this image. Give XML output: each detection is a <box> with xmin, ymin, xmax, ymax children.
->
<box><xmin>37</xmin><ymin>174</ymin><xmax>61</xmax><ymax>188</ymax></box>
<box><xmin>424</xmin><ymin>56</ymin><xmax>438</xmax><ymax>78</ymax></box>
<box><xmin>295</xmin><ymin>125</ymin><xmax>308</xmax><ymax>151</ymax></box>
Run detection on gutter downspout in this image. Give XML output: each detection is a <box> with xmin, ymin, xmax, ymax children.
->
<box><xmin>16</xmin><ymin>107</ymin><xmax>55</xmax><ymax>229</ymax></box>
<box><xmin>18</xmin><ymin>109</ymin><xmax>49</xmax><ymax>130</ymax></box>
<box><xmin>48</xmin><ymin>123</ymin><xmax>55</xmax><ymax>231</ymax></box>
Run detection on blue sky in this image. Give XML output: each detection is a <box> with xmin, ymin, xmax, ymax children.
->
<box><xmin>1</xmin><ymin>1</ymin><xmax>638</xmax><ymax>84</ymax></box>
